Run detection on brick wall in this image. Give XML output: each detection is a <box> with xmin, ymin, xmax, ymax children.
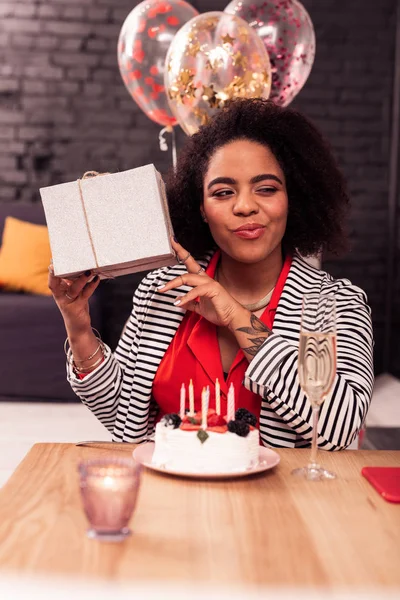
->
<box><xmin>0</xmin><ymin>0</ymin><xmax>398</xmax><ymax>375</ymax></box>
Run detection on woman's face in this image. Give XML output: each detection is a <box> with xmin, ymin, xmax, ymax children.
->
<box><xmin>202</xmin><ymin>139</ymin><xmax>288</xmax><ymax>264</ymax></box>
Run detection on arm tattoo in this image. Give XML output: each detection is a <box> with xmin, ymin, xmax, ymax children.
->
<box><xmin>236</xmin><ymin>314</ymin><xmax>272</xmax><ymax>357</ymax></box>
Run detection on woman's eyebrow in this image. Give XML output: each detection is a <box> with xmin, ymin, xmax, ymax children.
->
<box><xmin>207</xmin><ymin>173</ymin><xmax>283</xmax><ymax>190</ymax></box>
<box><xmin>250</xmin><ymin>173</ymin><xmax>283</xmax><ymax>185</ymax></box>
<box><xmin>207</xmin><ymin>177</ymin><xmax>237</xmax><ymax>190</ymax></box>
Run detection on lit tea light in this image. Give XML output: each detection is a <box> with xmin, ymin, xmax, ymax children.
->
<box><xmin>78</xmin><ymin>459</ymin><xmax>142</xmax><ymax>542</ymax></box>
<box><xmin>103</xmin><ymin>475</ymin><xmax>115</xmax><ymax>489</ymax></box>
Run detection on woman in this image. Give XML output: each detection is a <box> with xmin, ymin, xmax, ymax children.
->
<box><xmin>49</xmin><ymin>98</ymin><xmax>373</xmax><ymax>450</ymax></box>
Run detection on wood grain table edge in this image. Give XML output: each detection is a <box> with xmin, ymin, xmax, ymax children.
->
<box><xmin>0</xmin><ymin>443</ymin><xmax>135</xmax><ymax>497</ymax></box>
<box><xmin>2</xmin><ymin>444</ymin><xmax>399</xmax><ymax>500</ymax></box>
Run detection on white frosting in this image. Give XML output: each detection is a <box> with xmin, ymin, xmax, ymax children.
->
<box><xmin>152</xmin><ymin>423</ymin><xmax>260</xmax><ymax>474</ymax></box>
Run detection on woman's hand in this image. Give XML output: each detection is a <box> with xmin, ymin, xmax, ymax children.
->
<box><xmin>157</xmin><ymin>239</ymin><xmax>248</xmax><ymax>329</ymax></box>
<box><xmin>48</xmin><ymin>265</ymin><xmax>100</xmax><ymax>335</ymax></box>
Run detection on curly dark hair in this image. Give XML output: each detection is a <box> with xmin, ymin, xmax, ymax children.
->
<box><xmin>166</xmin><ymin>98</ymin><xmax>349</xmax><ymax>258</ymax></box>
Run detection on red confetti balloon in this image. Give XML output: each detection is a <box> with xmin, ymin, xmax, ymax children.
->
<box><xmin>118</xmin><ymin>0</ymin><xmax>198</xmax><ymax>127</ymax></box>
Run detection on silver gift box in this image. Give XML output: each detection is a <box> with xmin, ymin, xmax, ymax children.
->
<box><xmin>40</xmin><ymin>164</ymin><xmax>177</xmax><ymax>279</ymax></box>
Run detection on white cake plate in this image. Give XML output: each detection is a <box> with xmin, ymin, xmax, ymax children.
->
<box><xmin>132</xmin><ymin>442</ymin><xmax>280</xmax><ymax>480</ymax></box>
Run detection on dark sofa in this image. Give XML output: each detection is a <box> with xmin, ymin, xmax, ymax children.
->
<box><xmin>0</xmin><ymin>202</ymin><xmax>102</xmax><ymax>402</ymax></box>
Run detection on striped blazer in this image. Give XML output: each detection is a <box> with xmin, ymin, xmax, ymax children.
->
<box><xmin>68</xmin><ymin>253</ymin><xmax>374</xmax><ymax>450</ymax></box>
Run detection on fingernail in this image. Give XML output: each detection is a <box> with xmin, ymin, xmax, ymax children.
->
<box><xmin>93</xmin><ymin>275</ymin><xmax>99</xmax><ymax>282</ymax></box>
<box><xmin>157</xmin><ymin>284</ymin><xmax>166</xmax><ymax>290</ymax></box>
<box><xmin>173</xmin><ymin>299</ymin><xmax>182</xmax><ymax>306</ymax></box>
<box><xmin>84</xmin><ymin>270</ymin><xmax>91</xmax><ymax>276</ymax></box>
<box><xmin>173</xmin><ymin>236</ymin><xmax>178</xmax><ymax>242</ymax></box>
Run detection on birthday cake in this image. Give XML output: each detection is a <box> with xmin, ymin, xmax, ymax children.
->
<box><xmin>152</xmin><ymin>408</ymin><xmax>260</xmax><ymax>474</ymax></box>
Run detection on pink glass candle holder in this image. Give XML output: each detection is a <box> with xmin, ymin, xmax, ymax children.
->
<box><xmin>78</xmin><ymin>458</ymin><xmax>142</xmax><ymax>542</ymax></box>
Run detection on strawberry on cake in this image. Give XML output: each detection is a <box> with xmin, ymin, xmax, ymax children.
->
<box><xmin>152</xmin><ymin>408</ymin><xmax>260</xmax><ymax>474</ymax></box>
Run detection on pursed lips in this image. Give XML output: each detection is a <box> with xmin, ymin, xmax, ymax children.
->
<box><xmin>232</xmin><ymin>223</ymin><xmax>266</xmax><ymax>232</ymax></box>
<box><xmin>231</xmin><ymin>223</ymin><xmax>266</xmax><ymax>239</ymax></box>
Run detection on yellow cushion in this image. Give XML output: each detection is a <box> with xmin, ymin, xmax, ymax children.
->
<box><xmin>0</xmin><ymin>216</ymin><xmax>52</xmax><ymax>296</ymax></box>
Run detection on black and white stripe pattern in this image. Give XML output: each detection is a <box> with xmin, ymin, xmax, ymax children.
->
<box><xmin>68</xmin><ymin>253</ymin><xmax>374</xmax><ymax>450</ymax></box>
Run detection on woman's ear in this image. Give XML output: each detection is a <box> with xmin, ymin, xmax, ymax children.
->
<box><xmin>200</xmin><ymin>207</ymin><xmax>208</xmax><ymax>223</ymax></box>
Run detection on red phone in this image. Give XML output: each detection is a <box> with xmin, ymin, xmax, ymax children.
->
<box><xmin>362</xmin><ymin>466</ymin><xmax>400</xmax><ymax>503</ymax></box>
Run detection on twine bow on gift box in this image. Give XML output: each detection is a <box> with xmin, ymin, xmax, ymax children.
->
<box><xmin>77</xmin><ymin>170</ymin><xmax>114</xmax><ymax>280</ymax></box>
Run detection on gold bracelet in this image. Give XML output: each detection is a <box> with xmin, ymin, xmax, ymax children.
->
<box><xmin>64</xmin><ymin>327</ymin><xmax>106</xmax><ymax>374</ymax></box>
<box><xmin>66</xmin><ymin>342</ymin><xmax>104</xmax><ymax>364</ymax></box>
<box><xmin>73</xmin><ymin>353</ymin><xmax>105</xmax><ymax>374</ymax></box>
<box><xmin>63</xmin><ymin>328</ymin><xmax>102</xmax><ymax>358</ymax></box>
<box><xmin>67</xmin><ymin>342</ymin><xmax>104</xmax><ymax>365</ymax></box>
<box><xmin>73</xmin><ymin>341</ymin><xmax>103</xmax><ymax>365</ymax></box>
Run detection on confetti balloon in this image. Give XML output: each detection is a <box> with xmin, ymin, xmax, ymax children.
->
<box><xmin>118</xmin><ymin>0</ymin><xmax>198</xmax><ymax>127</ymax></box>
<box><xmin>165</xmin><ymin>12</ymin><xmax>271</xmax><ymax>135</ymax></box>
<box><xmin>224</xmin><ymin>0</ymin><xmax>316</xmax><ymax>106</ymax></box>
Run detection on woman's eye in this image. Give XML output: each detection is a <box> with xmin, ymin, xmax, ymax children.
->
<box><xmin>258</xmin><ymin>187</ymin><xmax>277</xmax><ymax>194</ymax></box>
<box><xmin>213</xmin><ymin>189</ymin><xmax>234</xmax><ymax>198</ymax></box>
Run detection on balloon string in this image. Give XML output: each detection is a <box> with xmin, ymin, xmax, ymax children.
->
<box><xmin>159</xmin><ymin>126</ymin><xmax>169</xmax><ymax>151</ymax></box>
<box><xmin>159</xmin><ymin>126</ymin><xmax>177</xmax><ymax>170</ymax></box>
<box><xmin>171</xmin><ymin>127</ymin><xmax>177</xmax><ymax>170</ymax></box>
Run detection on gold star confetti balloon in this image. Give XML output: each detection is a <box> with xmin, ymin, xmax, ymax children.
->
<box><xmin>164</xmin><ymin>11</ymin><xmax>271</xmax><ymax>135</ymax></box>
<box><xmin>224</xmin><ymin>0</ymin><xmax>315</xmax><ymax>107</ymax></box>
<box><xmin>118</xmin><ymin>0</ymin><xmax>198</xmax><ymax>127</ymax></box>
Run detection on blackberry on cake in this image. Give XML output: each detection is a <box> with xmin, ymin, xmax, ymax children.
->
<box><xmin>228</xmin><ymin>419</ymin><xmax>250</xmax><ymax>437</ymax></box>
<box><xmin>235</xmin><ymin>408</ymin><xmax>257</xmax><ymax>427</ymax></box>
<box><xmin>161</xmin><ymin>413</ymin><xmax>182</xmax><ymax>429</ymax></box>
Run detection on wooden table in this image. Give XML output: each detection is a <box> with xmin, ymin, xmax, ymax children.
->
<box><xmin>0</xmin><ymin>443</ymin><xmax>399</xmax><ymax>588</ymax></box>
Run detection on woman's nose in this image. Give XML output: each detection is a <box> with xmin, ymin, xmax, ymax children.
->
<box><xmin>232</xmin><ymin>192</ymin><xmax>259</xmax><ymax>215</ymax></box>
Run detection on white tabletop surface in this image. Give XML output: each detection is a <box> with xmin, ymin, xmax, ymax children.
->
<box><xmin>0</xmin><ymin>574</ymin><xmax>399</xmax><ymax>600</ymax></box>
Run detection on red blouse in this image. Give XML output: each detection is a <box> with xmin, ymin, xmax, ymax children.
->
<box><xmin>152</xmin><ymin>251</ymin><xmax>292</xmax><ymax>420</ymax></box>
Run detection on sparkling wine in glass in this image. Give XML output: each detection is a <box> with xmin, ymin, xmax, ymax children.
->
<box><xmin>292</xmin><ymin>294</ymin><xmax>337</xmax><ymax>481</ymax></box>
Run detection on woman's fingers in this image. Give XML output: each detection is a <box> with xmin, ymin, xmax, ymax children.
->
<box><xmin>158</xmin><ymin>273</ymin><xmax>208</xmax><ymax>293</ymax></box>
<box><xmin>173</xmin><ymin>283</ymin><xmax>214</xmax><ymax>306</ymax></box>
<box><xmin>48</xmin><ymin>267</ymin><xmax>69</xmax><ymax>297</ymax></box>
<box><xmin>171</xmin><ymin>238</ymin><xmax>205</xmax><ymax>276</ymax></box>
<box><xmin>48</xmin><ymin>266</ymin><xmax>95</xmax><ymax>302</ymax></box>
<box><xmin>66</xmin><ymin>271</ymin><xmax>96</xmax><ymax>299</ymax></box>
<box><xmin>80</xmin><ymin>275</ymin><xmax>100</xmax><ymax>300</ymax></box>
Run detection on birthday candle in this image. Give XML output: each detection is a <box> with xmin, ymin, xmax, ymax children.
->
<box><xmin>215</xmin><ymin>378</ymin><xmax>221</xmax><ymax>415</ymax></box>
<box><xmin>189</xmin><ymin>379</ymin><xmax>194</xmax><ymax>415</ymax></box>
<box><xmin>227</xmin><ymin>383</ymin><xmax>235</xmax><ymax>422</ymax></box>
<box><xmin>180</xmin><ymin>383</ymin><xmax>186</xmax><ymax>419</ymax></box>
<box><xmin>201</xmin><ymin>386</ymin><xmax>209</xmax><ymax>430</ymax></box>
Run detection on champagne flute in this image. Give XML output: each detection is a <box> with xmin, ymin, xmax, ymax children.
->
<box><xmin>292</xmin><ymin>293</ymin><xmax>337</xmax><ymax>481</ymax></box>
